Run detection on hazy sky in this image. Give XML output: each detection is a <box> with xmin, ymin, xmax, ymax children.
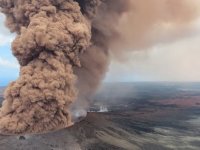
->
<box><xmin>105</xmin><ymin>24</ymin><xmax>200</xmax><ymax>82</ymax></box>
<box><xmin>1</xmin><ymin>13</ymin><xmax>200</xmax><ymax>86</ymax></box>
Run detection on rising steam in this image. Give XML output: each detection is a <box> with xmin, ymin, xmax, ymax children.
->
<box><xmin>0</xmin><ymin>0</ymin><xmax>199</xmax><ymax>135</ymax></box>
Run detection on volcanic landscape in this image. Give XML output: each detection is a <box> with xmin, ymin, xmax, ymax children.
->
<box><xmin>0</xmin><ymin>82</ymin><xmax>199</xmax><ymax>150</ymax></box>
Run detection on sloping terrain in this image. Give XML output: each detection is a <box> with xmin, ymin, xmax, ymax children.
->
<box><xmin>0</xmin><ymin>83</ymin><xmax>200</xmax><ymax>150</ymax></box>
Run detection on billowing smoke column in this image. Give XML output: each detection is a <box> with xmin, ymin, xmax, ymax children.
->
<box><xmin>0</xmin><ymin>0</ymin><xmax>91</xmax><ymax>135</ymax></box>
<box><xmin>71</xmin><ymin>0</ymin><xmax>129</xmax><ymax>113</ymax></box>
<box><xmin>0</xmin><ymin>0</ymin><xmax>199</xmax><ymax>135</ymax></box>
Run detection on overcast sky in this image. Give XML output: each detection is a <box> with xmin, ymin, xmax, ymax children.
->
<box><xmin>1</xmin><ymin>13</ymin><xmax>200</xmax><ymax>86</ymax></box>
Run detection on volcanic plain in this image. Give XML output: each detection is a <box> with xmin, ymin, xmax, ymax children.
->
<box><xmin>0</xmin><ymin>82</ymin><xmax>199</xmax><ymax>150</ymax></box>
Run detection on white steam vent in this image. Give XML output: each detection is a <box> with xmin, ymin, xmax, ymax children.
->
<box><xmin>99</xmin><ymin>106</ymin><xmax>108</xmax><ymax>112</ymax></box>
<box><xmin>71</xmin><ymin>109</ymin><xmax>87</xmax><ymax>123</ymax></box>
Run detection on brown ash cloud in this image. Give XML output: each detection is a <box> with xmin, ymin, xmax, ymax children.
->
<box><xmin>0</xmin><ymin>0</ymin><xmax>91</xmax><ymax>135</ymax></box>
<box><xmin>0</xmin><ymin>0</ymin><xmax>199</xmax><ymax>135</ymax></box>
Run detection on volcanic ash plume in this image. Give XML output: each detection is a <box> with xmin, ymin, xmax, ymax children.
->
<box><xmin>71</xmin><ymin>0</ymin><xmax>200</xmax><ymax>111</ymax></box>
<box><xmin>0</xmin><ymin>0</ymin><xmax>91</xmax><ymax>135</ymax></box>
<box><xmin>0</xmin><ymin>0</ymin><xmax>199</xmax><ymax>135</ymax></box>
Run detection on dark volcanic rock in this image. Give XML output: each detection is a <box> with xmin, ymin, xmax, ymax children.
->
<box><xmin>0</xmin><ymin>83</ymin><xmax>200</xmax><ymax>150</ymax></box>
